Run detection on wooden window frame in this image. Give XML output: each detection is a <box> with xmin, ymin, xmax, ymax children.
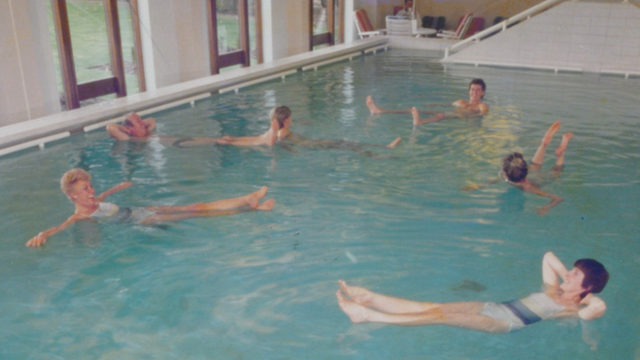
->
<box><xmin>309</xmin><ymin>0</ymin><xmax>335</xmax><ymax>50</ymax></box>
<box><xmin>207</xmin><ymin>0</ymin><xmax>259</xmax><ymax>75</ymax></box>
<box><xmin>129</xmin><ymin>0</ymin><xmax>146</xmax><ymax>92</ymax></box>
<box><xmin>51</xmin><ymin>0</ymin><xmax>133</xmax><ymax>110</ymax></box>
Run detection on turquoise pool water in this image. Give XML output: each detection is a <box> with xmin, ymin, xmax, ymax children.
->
<box><xmin>1</xmin><ymin>49</ymin><xmax>639</xmax><ymax>359</ymax></box>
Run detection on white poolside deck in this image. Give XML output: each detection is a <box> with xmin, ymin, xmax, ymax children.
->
<box><xmin>442</xmin><ymin>1</ymin><xmax>640</xmax><ymax>76</ymax></box>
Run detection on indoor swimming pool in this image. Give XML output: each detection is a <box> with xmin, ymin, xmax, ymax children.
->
<box><xmin>1</xmin><ymin>49</ymin><xmax>639</xmax><ymax>359</ymax></box>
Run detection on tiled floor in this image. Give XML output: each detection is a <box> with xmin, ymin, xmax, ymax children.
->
<box><xmin>442</xmin><ymin>2</ymin><xmax>640</xmax><ymax>75</ymax></box>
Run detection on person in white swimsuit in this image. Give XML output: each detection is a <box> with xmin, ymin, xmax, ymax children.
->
<box><xmin>25</xmin><ymin>168</ymin><xmax>275</xmax><ymax>247</ymax></box>
<box><xmin>336</xmin><ymin>252</ymin><xmax>608</xmax><ymax>333</ymax></box>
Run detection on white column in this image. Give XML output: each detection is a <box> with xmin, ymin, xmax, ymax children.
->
<box><xmin>345</xmin><ymin>0</ymin><xmax>394</xmax><ymax>43</ymax></box>
<box><xmin>262</xmin><ymin>0</ymin><xmax>311</xmax><ymax>63</ymax></box>
<box><xmin>344</xmin><ymin>0</ymin><xmax>357</xmax><ymax>43</ymax></box>
<box><xmin>0</xmin><ymin>0</ymin><xmax>60</xmax><ymax>127</ymax></box>
<box><xmin>137</xmin><ymin>0</ymin><xmax>210</xmax><ymax>90</ymax></box>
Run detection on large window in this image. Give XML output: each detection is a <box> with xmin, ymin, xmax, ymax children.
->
<box><xmin>310</xmin><ymin>0</ymin><xmax>338</xmax><ymax>50</ymax></box>
<box><xmin>48</xmin><ymin>0</ymin><xmax>144</xmax><ymax>110</ymax></box>
<box><xmin>207</xmin><ymin>0</ymin><xmax>262</xmax><ymax>74</ymax></box>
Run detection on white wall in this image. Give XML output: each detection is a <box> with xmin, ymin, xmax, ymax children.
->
<box><xmin>138</xmin><ymin>0</ymin><xmax>211</xmax><ymax>90</ymax></box>
<box><xmin>262</xmin><ymin>0</ymin><xmax>311</xmax><ymax>62</ymax></box>
<box><xmin>0</xmin><ymin>0</ymin><xmax>60</xmax><ymax>127</ymax></box>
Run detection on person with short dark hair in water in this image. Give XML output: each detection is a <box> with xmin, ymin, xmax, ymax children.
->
<box><xmin>366</xmin><ymin>79</ymin><xmax>489</xmax><ymax>126</ymax></box>
<box><xmin>465</xmin><ymin>121</ymin><xmax>572</xmax><ymax>215</ymax></box>
<box><xmin>337</xmin><ymin>252</ymin><xmax>608</xmax><ymax>333</ymax></box>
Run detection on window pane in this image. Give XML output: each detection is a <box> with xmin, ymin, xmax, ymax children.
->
<box><xmin>216</xmin><ymin>0</ymin><xmax>240</xmax><ymax>54</ymax></box>
<box><xmin>334</xmin><ymin>0</ymin><xmax>343</xmax><ymax>44</ymax></box>
<box><xmin>67</xmin><ymin>0</ymin><xmax>113</xmax><ymax>84</ymax></box>
<box><xmin>117</xmin><ymin>0</ymin><xmax>140</xmax><ymax>94</ymax></box>
<box><xmin>46</xmin><ymin>1</ymin><xmax>64</xmax><ymax>99</ymax></box>
<box><xmin>248</xmin><ymin>0</ymin><xmax>259</xmax><ymax>65</ymax></box>
<box><xmin>312</xmin><ymin>0</ymin><xmax>328</xmax><ymax>35</ymax></box>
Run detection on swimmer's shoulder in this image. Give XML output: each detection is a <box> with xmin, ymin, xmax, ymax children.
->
<box><xmin>279</xmin><ymin>131</ymin><xmax>305</xmax><ymax>143</ymax></box>
<box><xmin>453</xmin><ymin>99</ymin><xmax>467</xmax><ymax>107</ymax></box>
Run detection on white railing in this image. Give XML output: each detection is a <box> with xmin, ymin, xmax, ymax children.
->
<box><xmin>443</xmin><ymin>0</ymin><xmax>567</xmax><ymax>58</ymax></box>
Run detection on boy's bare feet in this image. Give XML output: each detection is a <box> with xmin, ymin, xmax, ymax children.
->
<box><xmin>246</xmin><ymin>186</ymin><xmax>268</xmax><ymax>209</ymax></box>
<box><xmin>411</xmin><ymin>107</ymin><xmax>421</xmax><ymax>125</ymax></box>
<box><xmin>542</xmin><ymin>121</ymin><xmax>561</xmax><ymax>146</ymax></box>
<box><xmin>386</xmin><ymin>137</ymin><xmax>402</xmax><ymax>148</ymax></box>
<box><xmin>555</xmin><ymin>132</ymin><xmax>573</xmax><ymax>157</ymax></box>
<box><xmin>366</xmin><ymin>96</ymin><xmax>383</xmax><ymax>115</ymax></box>
<box><xmin>339</xmin><ymin>280</ymin><xmax>374</xmax><ymax>306</ymax></box>
<box><xmin>256</xmin><ymin>199</ymin><xmax>275</xmax><ymax>211</ymax></box>
<box><xmin>336</xmin><ymin>290</ymin><xmax>371</xmax><ymax>323</ymax></box>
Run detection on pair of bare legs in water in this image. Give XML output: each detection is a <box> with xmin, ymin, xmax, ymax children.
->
<box><xmin>141</xmin><ymin>186</ymin><xmax>275</xmax><ymax>224</ymax></box>
<box><xmin>366</xmin><ymin>96</ymin><xmax>445</xmax><ymax>126</ymax></box>
<box><xmin>530</xmin><ymin>121</ymin><xmax>572</xmax><ymax>172</ymax></box>
<box><xmin>366</xmin><ymin>88</ymin><xmax>489</xmax><ymax>126</ymax></box>
<box><xmin>336</xmin><ymin>280</ymin><xmax>510</xmax><ymax>332</ymax></box>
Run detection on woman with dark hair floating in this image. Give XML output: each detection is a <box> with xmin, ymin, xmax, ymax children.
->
<box><xmin>337</xmin><ymin>252</ymin><xmax>608</xmax><ymax>333</ymax></box>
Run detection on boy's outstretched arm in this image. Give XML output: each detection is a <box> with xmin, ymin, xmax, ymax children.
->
<box><xmin>96</xmin><ymin>182</ymin><xmax>133</xmax><ymax>202</ymax></box>
<box><xmin>106</xmin><ymin>124</ymin><xmax>132</xmax><ymax>140</ymax></box>
<box><xmin>528</xmin><ymin>187</ymin><xmax>563</xmax><ymax>215</ymax></box>
<box><xmin>462</xmin><ymin>177</ymin><xmax>501</xmax><ymax>191</ymax></box>
<box><xmin>216</xmin><ymin>118</ymin><xmax>280</xmax><ymax>147</ymax></box>
<box><xmin>26</xmin><ymin>214</ymin><xmax>81</xmax><ymax>247</ymax></box>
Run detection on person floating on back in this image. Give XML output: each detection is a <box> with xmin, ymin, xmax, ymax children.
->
<box><xmin>219</xmin><ymin>106</ymin><xmax>402</xmax><ymax>157</ymax></box>
<box><xmin>337</xmin><ymin>251</ymin><xmax>608</xmax><ymax>333</ymax></box>
<box><xmin>464</xmin><ymin>121</ymin><xmax>572</xmax><ymax>215</ymax></box>
<box><xmin>366</xmin><ymin>78</ymin><xmax>489</xmax><ymax>126</ymax></box>
<box><xmin>107</xmin><ymin>112</ymin><xmax>227</xmax><ymax>148</ymax></box>
<box><xmin>25</xmin><ymin>169</ymin><xmax>274</xmax><ymax>247</ymax></box>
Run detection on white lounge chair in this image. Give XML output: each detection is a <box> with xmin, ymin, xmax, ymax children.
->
<box><xmin>385</xmin><ymin>16</ymin><xmax>412</xmax><ymax>36</ymax></box>
<box><xmin>437</xmin><ymin>13</ymin><xmax>473</xmax><ymax>40</ymax></box>
<box><xmin>354</xmin><ymin>9</ymin><xmax>386</xmax><ymax>39</ymax></box>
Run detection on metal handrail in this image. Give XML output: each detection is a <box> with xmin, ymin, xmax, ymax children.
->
<box><xmin>443</xmin><ymin>0</ymin><xmax>567</xmax><ymax>58</ymax></box>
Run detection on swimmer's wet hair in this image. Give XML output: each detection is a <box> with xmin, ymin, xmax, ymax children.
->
<box><xmin>270</xmin><ymin>106</ymin><xmax>292</xmax><ymax>128</ymax></box>
<box><xmin>122</xmin><ymin>112</ymin><xmax>137</xmax><ymax>127</ymax></box>
<box><xmin>60</xmin><ymin>168</ymin><xmax>91</xmax><ymax>197</ymax></box>
<box><xmin>469</xmin><ymin>78</ymin><xmax>486</xmax><ymax>92</ymax></box>
<box><xmin>574</xmin><ymin>258</ymin><xmax>609</xmax><ymax>298</ymax></box>
<box><xmin>501</xmin><ymin>152</ymin><xmax>528</xmax><ymax>182</ymax></box>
